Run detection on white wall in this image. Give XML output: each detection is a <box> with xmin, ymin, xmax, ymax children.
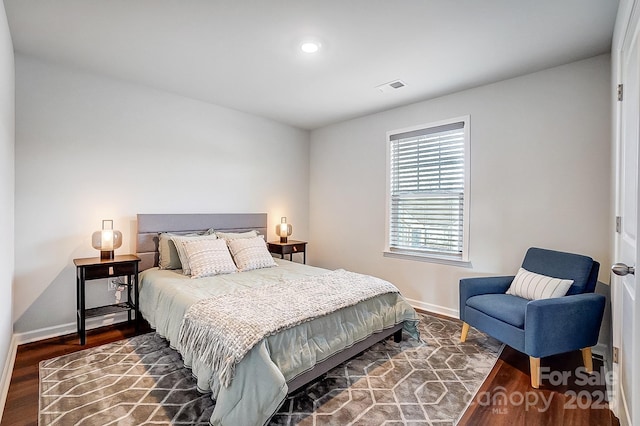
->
<box><xmin>309</xmin><ymin>55</ymin><xmax>611</xmax><ymax>316</ymax></box>
<box><xmin>12</xmin><ymin>51</ymin><xmax>612</xmax><ymax>333</ymax></box>
<box><xmin>14</xmin><ymin>55</ymin><xmax>310</xmax><ymax>334</ymax></box>
<box><xmin>0</xmin><ymin>0</ymin><xmax>15</xmax><ymax>416</ymax></box>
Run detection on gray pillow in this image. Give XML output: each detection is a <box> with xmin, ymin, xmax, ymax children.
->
<box><xmin>158</xmin><ymin>232</ymin><xmax>193</xmax><ymax>269</ymax></box>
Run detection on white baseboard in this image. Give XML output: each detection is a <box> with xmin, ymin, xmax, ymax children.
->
<box><xmin>0</xmin><ymin>334</ymin><xmax>18</xmax><ymax>424</ymax></box>
<box><xmin>407</xmin><ymin>298</ymin><xmax>458</xmax><ymax>319</ymax></box>
<box><xmin>14</xmin><ymin>312</ymin><xmax>130</xmax><ymax>345</ymax></box>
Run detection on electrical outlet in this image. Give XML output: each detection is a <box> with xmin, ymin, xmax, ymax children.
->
<box><xmin>107</xmin><ymin>279</ymin><xmax>118</xmax><ymax>291</ymax></box>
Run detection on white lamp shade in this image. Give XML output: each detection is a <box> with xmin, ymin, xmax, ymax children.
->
<box><xmin>91</xmin><ymin>229</ymin><xmax>123</xmax><ymax>251</ymax></box>
<box><xmin>91</xmin><ymin>219</ymin><xmax>122</xmax><ymax>259</ymax></box>
<box><xmin>276</xmin><ymin>217</ymin><xmax>292</xmax><ymax>243</ymax></box>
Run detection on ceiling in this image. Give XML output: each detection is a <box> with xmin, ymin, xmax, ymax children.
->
<box><xmin>4</xmin><ymin>0</ymin><xmax>619</xmax><ymax>130</ymax></box>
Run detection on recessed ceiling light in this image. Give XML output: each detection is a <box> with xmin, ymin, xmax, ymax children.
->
<box><xmin>301</xmin><ymin>41</ymin><xmax>321</xmax><ymax>54</ymax></box>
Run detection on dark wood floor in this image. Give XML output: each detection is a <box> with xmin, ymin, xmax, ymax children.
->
<box><xmin>1</xmin><ymin>322</ymin><xmax>151</xmax><ymax>426</ymax></box>
<box><xmin>458</xmin><ymin>346</ymin><xmax>620</xmax><ymax>426</ymax></box>
<box><xmin>1</xmin><ymin>321</ymin><xmax>620</xmax><ymax>426</ymax></box>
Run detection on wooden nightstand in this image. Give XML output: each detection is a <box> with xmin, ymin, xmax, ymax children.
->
<box><xmin>74</xmin><ymin>254</ymin><xmax>141</xmax><ymax>345</ymax></box>
<box><xmin>267</xmin><ymin>240</ymin><xmax>307</xmax><ymax>264</ymax></box>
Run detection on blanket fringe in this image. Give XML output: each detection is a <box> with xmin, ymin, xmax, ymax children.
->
<box><xmin>179</xmin><ymin>319</ymin><xmax>238</xmax><ymax>388</ymax></box>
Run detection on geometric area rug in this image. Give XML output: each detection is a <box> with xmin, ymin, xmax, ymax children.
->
<box><xmin>39</xmin><ymin>313</ymin><xmax>502</xmax><ymax>425</ymax></box>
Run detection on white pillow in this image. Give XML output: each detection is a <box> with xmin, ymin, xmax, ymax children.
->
<box><xmin>506</xmin><ymin>268</ymin><xmax>574</xmax><ymax>300</ymax></box>
<box><xmin>183</xmin><ymin>238</ymin><xmax>237</xmax><ymax>278</ymax></box>
<box><xmin>170</xmin><ymin>234</ymin><xmax>218</xmax><ymax>275</ymax></box>
<box><xmin>227</xmin><ymin>237</ymin><xmax>277</xmax><ymax>272</ymax></box>
<box><xmin>215</xmin><ymin>230</ymin><xmax>260</xmax><ymax>241</ymax></box>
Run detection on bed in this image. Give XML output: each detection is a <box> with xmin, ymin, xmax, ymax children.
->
<box><xmin>135</xmin><ymin>213</ymin><xmax>419</xmax><ymax>426</ymax></box>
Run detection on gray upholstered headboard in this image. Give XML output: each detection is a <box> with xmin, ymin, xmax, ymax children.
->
<box><xmin>136</xmin><ymin>213</ymin><xmax>268</xmax><ymax>271</ymax></box>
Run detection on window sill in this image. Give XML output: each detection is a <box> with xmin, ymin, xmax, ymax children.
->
<box><xmin>383</xmin><ymin>250</ymin><xmax>472</xmax><ymax>268</ymax></box>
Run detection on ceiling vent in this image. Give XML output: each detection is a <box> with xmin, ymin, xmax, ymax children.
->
<box><xmin>376</xmin><ymin>79</ymin><xmax>406</xmax><ymax>93</ymax></box>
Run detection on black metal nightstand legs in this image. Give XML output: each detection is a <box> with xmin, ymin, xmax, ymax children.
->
<box><xmin>74</xmin><ymin>255</ymin><xmax>141</xmax><ymax>345</ymax></box>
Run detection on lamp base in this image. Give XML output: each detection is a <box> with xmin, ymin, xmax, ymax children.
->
<box><xmin>100</xmin><ymin>250</ymin><xmax>115</xmax><ymax>260</ymax></box>
<box><xmin>280</xmin><ymin>237</ymin><xmax>288</xmax><ymax>243</ymax></box>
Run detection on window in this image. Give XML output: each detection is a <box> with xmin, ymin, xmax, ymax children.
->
<box><xmin>386</xmin><ymin>117</ymin><xmax>469</xmax><ymax>263</ymax></box>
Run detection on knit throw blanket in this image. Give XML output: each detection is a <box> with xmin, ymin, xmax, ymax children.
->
<box><xmin>178</xmin><ymin>269</ymin><xmax>399</xmax><ymax>389</ymax></box>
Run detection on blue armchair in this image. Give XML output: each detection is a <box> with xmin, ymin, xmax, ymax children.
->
<box><xmin>459</xmin><ymin>247</ymin><xmax>605</xmax><ymax>388</ymax></box>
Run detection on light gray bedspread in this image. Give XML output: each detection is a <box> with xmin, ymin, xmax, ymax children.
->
<box><xmin>139</xmin><ymin>259</ymin><xmax>419</xmax><ymax>426</ymax></box>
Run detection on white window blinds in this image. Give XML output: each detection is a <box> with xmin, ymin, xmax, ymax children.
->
<box><xmin>388</xmin><ymin>120</ymin><xmax>467</xmax><ymax>259</ymax></box>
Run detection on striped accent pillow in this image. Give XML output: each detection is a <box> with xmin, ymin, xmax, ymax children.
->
<box><xmin>506</xmin><ymin>268</ymin><xmax>573</xmax><ymax>300</ymax></box>
<box><xmin>183</xmin><ymin>238</ymin><xmax>238</xmax><ymax>279</ymax></box>
<box><xmin>227</xmin><ymin>236</ymin><xmax>277</xmax><ymax>272</ymax></box>
<box><xmin>171</xmin><ymin>234</ymin><xmax>219</xmax><ymax>275</ymax></box>
<box><xmin>159</xmin><ymin>229</ymin><xmax>216</xmax><ymax>270</ymax></box>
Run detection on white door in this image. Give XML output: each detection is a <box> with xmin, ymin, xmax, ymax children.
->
<box><xmin>612</xmin><ymin>7</ymin><xmax>640</xmax><ymax>425</ymax></box>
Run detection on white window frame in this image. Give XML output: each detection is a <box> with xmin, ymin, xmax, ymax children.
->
<box><xmin>384</xmin><ymin>116</ymin><xmax>471</xmax><ymax>266</ymax></box>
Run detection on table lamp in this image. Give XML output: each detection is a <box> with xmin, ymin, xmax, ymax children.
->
<box><xmin>91</xmin><ymin>219</ymin><xmax>122</xmax><ymax>260</ymax></box>
<box><xmin>277</xmin><ymin>217</ymin><xmax>292</xmax><ymax>243</ymax></box>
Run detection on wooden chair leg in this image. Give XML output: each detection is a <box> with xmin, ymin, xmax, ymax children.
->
<box><xmin>530</xmin><ymin>356</ymin><xmax>541</xmax><ymax>388</ymax></box>
<box><xmin>460</xmin><ymin>322</ymin><xmax>470</xmax><ymax>342</ymax></box>
<box><xmin>581</xmin><ymin>347</ymin><xmax>593</xmax><ymax>373</ymax></box>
